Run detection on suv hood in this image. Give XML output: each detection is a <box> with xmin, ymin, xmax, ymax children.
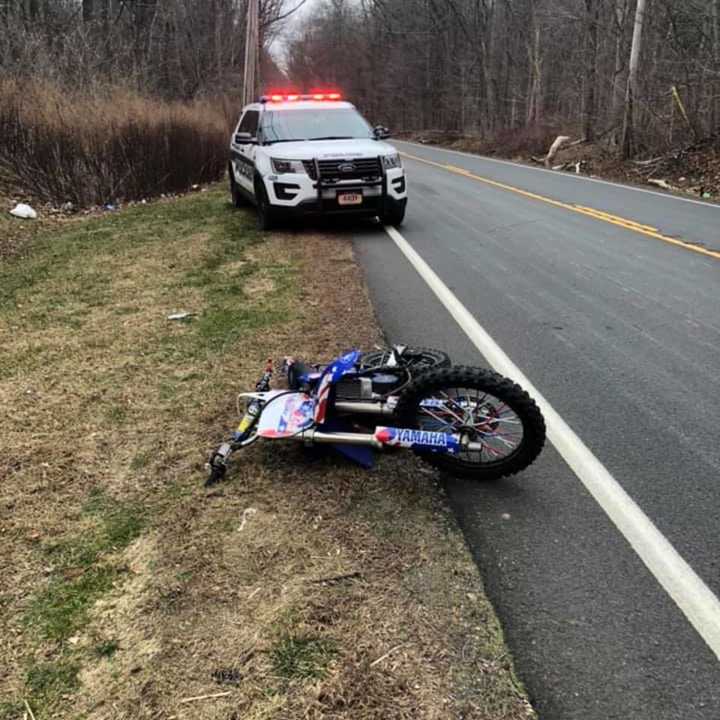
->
<box><xmin>265</xmin><ymin>138</ymin><xmax>397</xmax><ymax>160</ymax></box>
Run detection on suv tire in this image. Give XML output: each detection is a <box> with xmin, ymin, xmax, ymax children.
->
<box><xmin>229</xmin><ymin>163</ymin><xmax>245</xmax><ymax>208</ymax></box>
<box><xmin>255</xmin><ymin>177</ymin><xmax>277</xmax><ymax>231</ymax></box>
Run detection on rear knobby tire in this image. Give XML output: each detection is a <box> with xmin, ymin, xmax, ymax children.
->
<box><xmin>395</xmin><ymin>366</ymin><xmax>546</xmax><ymax>480</ymax></box>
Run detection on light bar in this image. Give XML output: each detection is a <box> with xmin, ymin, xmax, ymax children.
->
<box><xmin>260</xmin><ymin>92</ymin><xmax>344</xmax><ymax>103</ymax></box>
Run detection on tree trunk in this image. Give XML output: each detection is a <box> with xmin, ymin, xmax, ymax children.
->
<box><xmin>482</xmin><ymin>1</ymin><xmax>496</xmax><ymax>133</ymax></box>
<box><xmin>526</xmin><ymin>4</ymin><xmax>543</xmax><ymax>126</ymax></box>
<box><xmin>713</xmin><ymin>0</ymin><xmax>720</xmax><ymax>132</ymax></box>
<box><xmin>583</xmin><ymin>0</ymin><xmax>599</xmax><ymax>141</ymax></box>
<box><xmin>611</xmin><ymin>0</ymin><xmax>628</xmax><ymax>120</ymax></box>
<box><xmin>621</xmin><ymin>0</ymin><xmax>647</xmax><ymax>159</ymax></box>
<box><xmin>82</xmin><ymin>0</ymin><xmax>95</xmax><ymax>23</ymax></box>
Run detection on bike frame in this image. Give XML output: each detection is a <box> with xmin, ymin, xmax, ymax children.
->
<box><xmin>234</xmin><ymin>350</ymin><xmax>483</xmax><ymax>455</ymax></box>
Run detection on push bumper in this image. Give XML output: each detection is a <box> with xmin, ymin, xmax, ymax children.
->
<box><xmin>263</xmin><ymin>162</ymin><xmax>407</xmax><ymax>218</ymax></box>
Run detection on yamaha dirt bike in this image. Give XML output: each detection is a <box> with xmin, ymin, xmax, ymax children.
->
<box><xmin>206</xmin><ymin>345</ymin><xmax>545</xmax><ymax>485</ymax></box>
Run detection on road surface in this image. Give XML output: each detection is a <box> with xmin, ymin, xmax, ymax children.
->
<box><xmin>352</xmin><ymin>141</ymin><xmax>720</xmax><ymax>720</ymax></box>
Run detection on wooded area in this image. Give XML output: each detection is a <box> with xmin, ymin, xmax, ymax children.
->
<box><xmin>1</xmin><ymin>0</ymin><xmax>718</xmax><ymax>206</ymax></box>
<box><xmin>0</xmin><ymin>1</ymin><xmax>300</xmax><ymax>204</ymax></box>
<box><xmin>0</xmin><ymin>0</ymin><xmax>293</xmax><ymax>97</ymax></box>
<box><xmin>287</xmin><ymin>0</ymin><xmax>720</xmax><ymax>156</ymax></box>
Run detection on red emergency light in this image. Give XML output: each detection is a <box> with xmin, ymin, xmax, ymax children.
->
<box><xmin>260</xmin><ymin>91</ymin><xmax>344</xmax><ymax>103</ymax></box>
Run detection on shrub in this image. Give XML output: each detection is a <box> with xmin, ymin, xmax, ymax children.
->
<box><xmin>0</xmin><ymin>81</ymin><xmax>233</xmax><ymax>207</ymax></box>
<box><xmin>488</xmin><ymin>123</ymin><xmax>569</xmax><ymax>157</ymax></box>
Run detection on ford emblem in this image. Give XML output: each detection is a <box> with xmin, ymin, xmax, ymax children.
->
<box><xmin>338</xmin><ymin>162</ymin><xmax>356</xmax><ymax>173</ymax></box>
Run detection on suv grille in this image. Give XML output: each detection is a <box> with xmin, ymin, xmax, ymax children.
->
<box><xmin>304</xmin><ymin>157</ymin><xmax>382</xmax><ymax>182</ymax></box>
<box><xmin>319</xmin><ymin>158</ymin><xmax>381</xmax><ymax>180</ymax></box>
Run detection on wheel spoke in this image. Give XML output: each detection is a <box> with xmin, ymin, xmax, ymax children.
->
<box><xmin>416</xmin><ymin>384</ymin><xmax>525</xmax><ymax>465</ymax></box>
<box><xmin>419</xmin><ymin>406</ymin><xmax>456</xmax><ymax>431</ymax></box>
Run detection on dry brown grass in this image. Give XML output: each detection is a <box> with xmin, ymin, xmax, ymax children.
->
<box><xmin>0</xmin><ymin>188</ymin><xmax>534</xmax><ymax>719</ymax></box>
<box><xmin>0</xmin><ymin>80</ymin><xmax>229</xmax><ymax>207</ymax></box>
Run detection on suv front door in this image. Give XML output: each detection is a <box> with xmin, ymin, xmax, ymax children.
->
<box><xmin>231</xmin><ymin>109</ymin><xmax>260</xmax><ymax>194</ymax></box>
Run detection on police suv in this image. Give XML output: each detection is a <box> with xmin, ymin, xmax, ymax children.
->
<box><xmin>228</xmin><ymin>92</ymin><xmax>407</xmax><ymax>229</ymax></box>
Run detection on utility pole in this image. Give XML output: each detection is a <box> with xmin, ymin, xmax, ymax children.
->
<box><xmin>621</xmin><ymin>0</ymin><xmax>647</xmax><ymax>159</ymax></box>
<box><xmin>243</xmin><ymin>0</ymin><xmax>260</xmax><ymax>105</ymax></box>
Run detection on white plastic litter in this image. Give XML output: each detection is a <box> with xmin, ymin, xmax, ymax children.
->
<box><xmin>10</xmin><ymin>203</ymin><xmax>37</xmax><ymax>220</ymax></box>
<box><xmin>167</xmin><ymin>312</ymin><xmax>194</xmax><ymax>321</ymax></box>
<box><xmin>238</xmin><ymin>508</ymin><xmax>258</xmax><ymax>531</ymax></box>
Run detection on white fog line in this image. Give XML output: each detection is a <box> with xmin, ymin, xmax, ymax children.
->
<box><xmin>384</xmin><ymin>223</ymin><xmax>720</xmax><ymax>661</ymax></box>
<box><xmin>396</xmin><ymin>140</ymin><xmax>720</xmax><ymax>210</ymax></box>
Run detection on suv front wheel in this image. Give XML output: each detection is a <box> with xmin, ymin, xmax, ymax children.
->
<box><xmin>255</xmin><ymin>177</ymin><xmax>277</xmax><ymax>231</ymax></box>
<box><xmin>229</xmin><ymin>163</ymin><xmax>245</xmax><ymax>208</ymax></box>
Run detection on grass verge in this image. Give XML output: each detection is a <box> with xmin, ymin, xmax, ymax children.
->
<box><xmin>0</xmin><ymin>186</ymin><xmax>534</xmax><ymax>719</ymax></box>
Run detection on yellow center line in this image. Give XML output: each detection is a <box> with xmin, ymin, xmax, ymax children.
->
<box><xmin>401</xmin><ymin>151</ymin><xmax>720</xmax><ymax>261</ymax></box>
<box><xmin>573</xmin><ymin>205</ymin><xmax>658</xmax><ymax>233</ymax></box>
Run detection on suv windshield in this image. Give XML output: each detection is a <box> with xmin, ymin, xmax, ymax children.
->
<box><xmin>262</xmin><ymin>108</ymin><xmax>373</xmax><ymax>143</ymax></box>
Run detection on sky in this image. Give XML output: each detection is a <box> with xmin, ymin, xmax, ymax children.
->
<box><xmin>269</xmin><ymin>0</ymin><xmax>321</xmax><ymax>65</ymax></box>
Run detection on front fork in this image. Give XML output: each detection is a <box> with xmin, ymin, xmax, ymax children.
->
<box><xmin>207</xmin><ymin>422</ymin><xmax>484</xmax><ymax>485</ymax></box>
<box><xmin>206</xmin><ymin>400</ymin><xmax>262</xmax><ymax>485</ymax></box>
<box><xmin>206</xmin><ymin>360</ymin><xmax>274</xmax><ymax>486</ymax></box>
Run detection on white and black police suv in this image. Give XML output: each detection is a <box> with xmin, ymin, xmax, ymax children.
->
<box><xmin>228</xmin><ymin>92</ymin><xmax>407</xmax><ymax>229</ymax></box>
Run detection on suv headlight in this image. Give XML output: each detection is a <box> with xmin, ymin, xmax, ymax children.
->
<box><xmin>381</xmin><ymin>153</ymin><xmax>402</xmax><ymax>170</ymax></box>
<box><xmin>271</xmin><ymin>158</ymin><xmax>307</xmax><ymax>174</ymax></box>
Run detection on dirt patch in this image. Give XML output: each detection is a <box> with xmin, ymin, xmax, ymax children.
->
<box><xmin>244</xmin><ymin>275</ymin><xmax>276</xmax><ymax>297</ymax></box>
<box><xmin>0</xmin><ymin>188</ymin><xmax>534</xmax><ymax>719</ymax></box>
<box><xmin>78</xmin><ymin>534</ymin><xmax>162</xmax><ymax>701</ymax></box>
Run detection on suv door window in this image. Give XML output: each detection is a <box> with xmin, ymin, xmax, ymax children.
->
<box><xmin>238</xmin><ymin>110</ymin><xmax>259</xmax><ymax>137</ymax></box>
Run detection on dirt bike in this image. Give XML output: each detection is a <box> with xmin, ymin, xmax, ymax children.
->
<box><xmin>206</xmin><ymin>345</ymin><xmax>545</xmax><ymax>485</ymax></box>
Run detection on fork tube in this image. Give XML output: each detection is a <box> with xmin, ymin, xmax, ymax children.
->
<box><xmin>301</xmin><ymin>429</ymin><xmax>383</xmax><ymax>448</ymax></box>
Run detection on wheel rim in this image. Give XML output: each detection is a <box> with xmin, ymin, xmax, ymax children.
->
<box><xmin>415</xmin><ymin>386</ymin><xmax>525</xmax><ymax>464</ymax></box>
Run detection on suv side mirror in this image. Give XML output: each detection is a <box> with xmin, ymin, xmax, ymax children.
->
<box><xmin>234</xmin><ymin>132</ymin><xmax>257</xmax><ymax>145</ymax></box>
<box><xmin>373</xmin><ymin>125</ymin><xmax>391</xmax><ymax>140</ymax></box>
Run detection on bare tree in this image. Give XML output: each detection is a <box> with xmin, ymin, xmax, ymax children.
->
<box><xmin>4</xmin><ymin>0</ymin><xmax>719</xmax><ymax>157</ymax></box>
<box><xmin>622</xmin><ymin>0</ymin><xmax>646</xmax><ymax>158</ymax></box>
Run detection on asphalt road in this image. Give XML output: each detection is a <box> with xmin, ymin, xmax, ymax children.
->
<box><xmin>352</xmin><ymin>141</ymin><xmax>720</xmax><ymax>720</ymax></box>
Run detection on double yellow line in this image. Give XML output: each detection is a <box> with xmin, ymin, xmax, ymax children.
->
<box><xmin>401</xmin><ymin>151</ymin><xmax>720</xmax><ymax>261</ymax></box>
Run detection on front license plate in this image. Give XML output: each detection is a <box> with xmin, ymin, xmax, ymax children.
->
<box><xmin>338</xmin><ymin>192</ymin><xmax>363</xmax><ymax>206</ymax></box>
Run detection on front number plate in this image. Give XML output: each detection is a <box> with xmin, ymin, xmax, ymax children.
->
<box><xmin>338</xmin><ymin>192</ymin><xmax>363</xmax><ymax>206</ymax></box>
